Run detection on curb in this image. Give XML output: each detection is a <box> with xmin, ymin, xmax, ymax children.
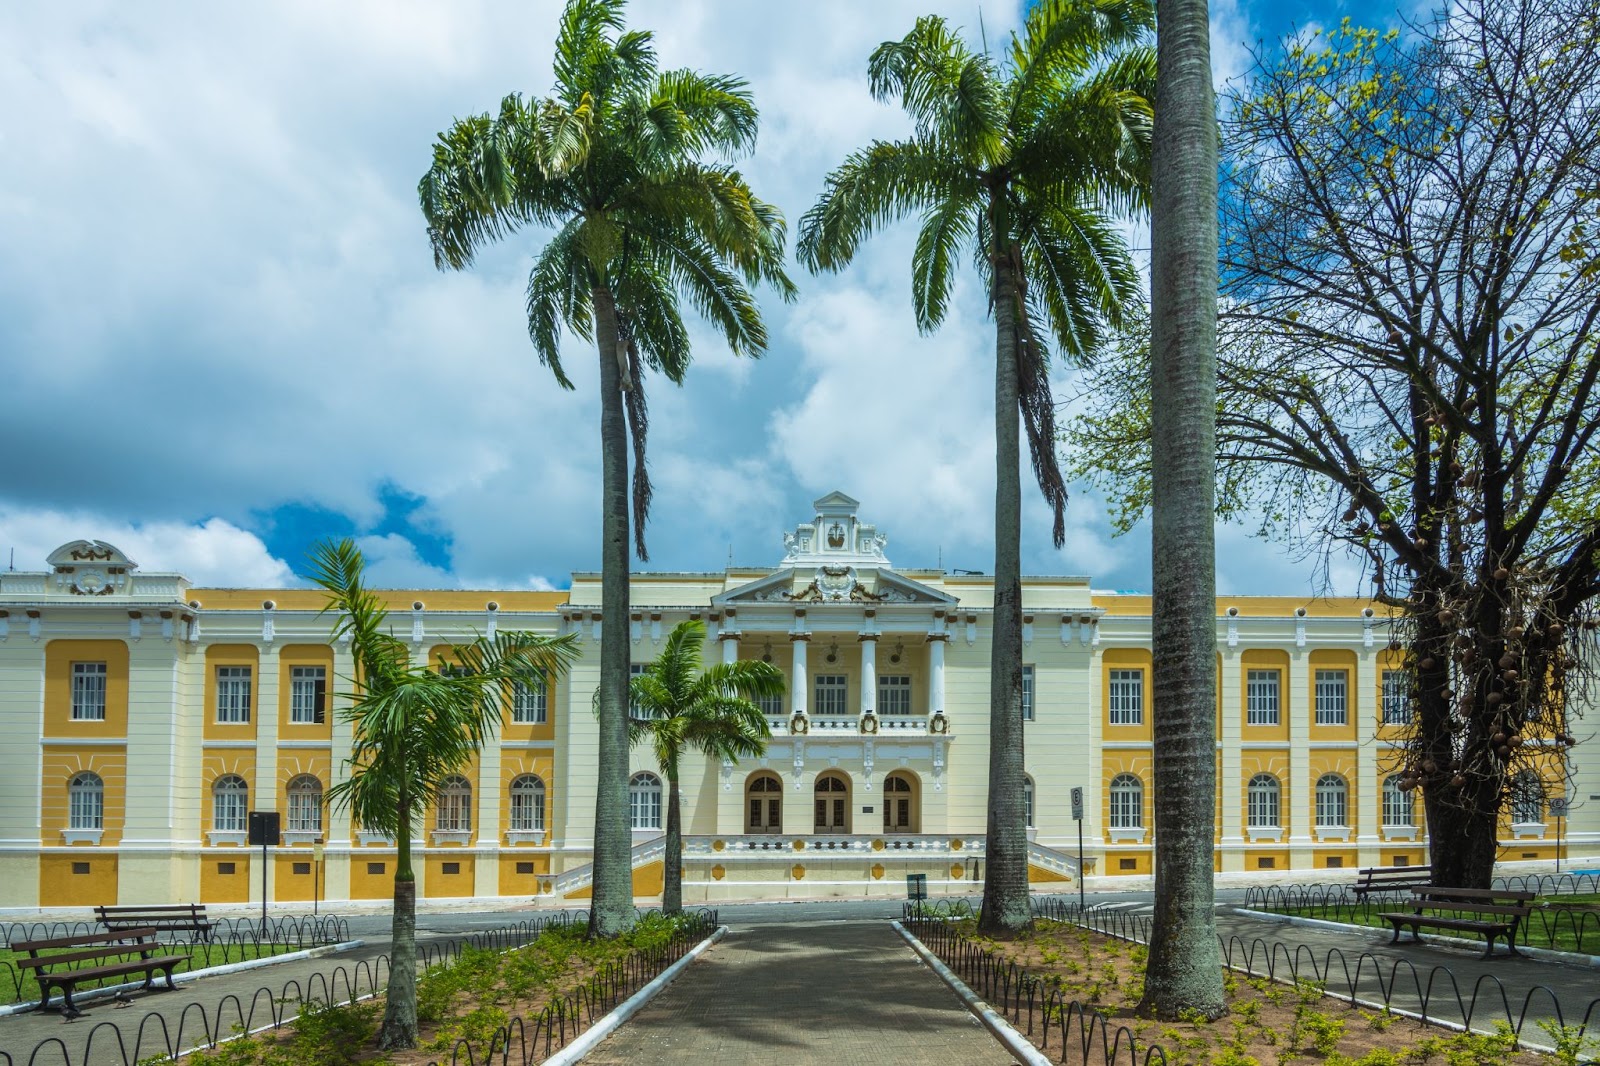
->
<box><xmin>1234</xmin><ymin>908</ymin><xmax>1600</xmax><ymax>968</ymax></box>
<box><xmin>541</xmin><ymin>925</ymin><xmax>727</xmax><ymax>1066</ymax></box>
<box><xmin>891</xmin><ymin>920</ymin><xmax>1052</xmax><ymax>1066</ymax></box>
<box><xmin>0</xmin><ymin>939</ymin><xmax>366</xmax><ymax>1018</ymax></box>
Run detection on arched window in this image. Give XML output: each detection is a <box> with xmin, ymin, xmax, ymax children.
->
<box><xmin>1109</xmin><ymin>774</ymin><xmax>1144</xmax><ymax>829</ymax></box>
<box><xmin>1511</xmin><ymin>772</ymin><xmax>1545</xmax><ymax>824</ymax></box>
<box><xmin>286</xmin><ymin>774</ymin><xmax>323</xmax><ymax>834</ymax></box>
<box><xmin>630</xmin><ymin>772</ymin><xmax>662</xmax><ymax>830</ymax></box>
<box><xmin>1247</xmin><ymin>773</ymin><xmax>1280</xmax><ymax>828</ymax></box>
<box><xmin>509</xmin><ymin>775</ymin><xmax>546</xmax><ymax>833</ymax></box>
<box><xmin>1315</xmin><ymin>773</ymin><xmax>1348</xmax><ymax>828</ymax></box>
<box><xmin>813</xmin><ymin>773</ymin><xmax>850</xmax><ymax>832</ymax></box>
<box><xmin>69</xmin><ymin>771</ymin><xmax>104</xmax><ymax>830</ymax></box>
<box><xmin>1382</xmin><ymin>775</ymin><xmax>1415</xmax><ymax>827</ymax></box>
<box><xmin>213</xmin><ymin>775</ymin><xmax>248</xmax><ymax>833</ymax></box>
<box><xmin>747</xmin><ymin>773</ymin><xmax>783</xmax><ymax>833</ymax></box>
<box><xmin>1023</xmin><ymin>775</ymin><xmax>1036</xmax><ymax>828</ymax></box>
<box><xmin>437</xmin><ymin>775</ymin><xmax>472</xmax><ymax>833</ymax></box>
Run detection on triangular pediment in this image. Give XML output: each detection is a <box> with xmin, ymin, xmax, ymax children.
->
<box><xmin>812</xmin><ymin>490</ymin><xmax>860</xmax><ymax>512</ymax></box>
<box><xmin>716</xmin><ymin>566</ymin><xmax>956</xmax><ymax>608</ymax></box>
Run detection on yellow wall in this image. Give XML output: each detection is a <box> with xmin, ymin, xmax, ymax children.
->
<box><xmin>42</xmin><ymin>748</ymin><xmax>125</xmax><ymax>845</ymax></box>
<box><xmin>500</xmin><ymin>675</ymin><xmax>559</xmax><ymax>745</ymax></box>
<box><xmin>1101</xmin><ymin>648</ymin><xmax>1152</xmax><ymax>742</ymax></box>
<box><xmin>43</xmin><ymin>639</ymin><xmax>129</xmax><ymax>738</ymax></box>
<box><xmin>498</xmin><ymin>853</ymin><xmax>552</xmax><ymax>896</ymax></box>
<box><xmin>273</xmin><ymin>853</ymin><xmax>324</xmax><ymax>902</ymax></box>
<box><xmin>276</xmin><ymin>750</ymin><xmax>333</xmax><ymax>839</ymax></box>
<box><xmin>1101</xmin><ymin>752</ymin><xmax>1152</xmax><ymax>840</ymax></box>
<box><xmin>1242</xmin><ymin>750</ymin><xmax>1291</xmax><ymax>832</ymax></box>
<box><xmin>423</xmin><ymin>854</ymin><xmax>475</xmax><ymax>897</ymax></box>
<box><xmin>501</xmin><ymin>753</ymin><xmax>555</xmax><ymax>846</ymax></box>
<box><xmin>40</xmin><ymin>855</ymin><xmax>118</xmax><ymax>907</ymax></box>
<box><xmin>204</xmin><ymin>644</ymin><xmax>260</xmax><ymax>742</ymax></box>
<box><xmin>201</xmin><ymin>855</ymin><xmax>252</xmax><ymax>902</ymax></box>
<box><xmin>202</xmin><ymin>751</ymin><xmax>257</xmax><ymax>840</ymax></box>
<box><xmin>1240</xmin><ymin>649</ymin><xmax>1290</xmax><ymax>742</ymax></box>
<box><xmin>349</xmin><ymin>855</ymin><xmax>395</xmax><ymax>899</ymax></box>
<box><xmin>1308</xmin><ymin>649</ymin><xmax>1358</xmax><ymax>743</ymax></box>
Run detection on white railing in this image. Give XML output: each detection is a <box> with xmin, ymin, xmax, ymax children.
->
<box><xmin>545</xmin><ymin>835</ymin><xmax>666</xmax><ymax>896</ymax></box>
<box><xmin>683</xmin><ymin>833</ymin><xmax>986</xmax><ymax>858</ymax></box>
<box><xmin>762</xmin><ymin>715</ymin><xmax>950</xmax><ymax>736</ymax></box>
<box><xmin>1027</xmin><ymin>838</ymin><xmax>1080</xmax><ymax>878</ymax></box>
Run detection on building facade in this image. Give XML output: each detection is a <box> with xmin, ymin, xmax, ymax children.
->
<box><xmin>0</xmin><ymin>493</ymin><xmax>1588</xmax><ymax>909</ymax></box>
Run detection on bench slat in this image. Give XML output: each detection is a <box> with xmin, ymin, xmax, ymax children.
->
<box><xmin>17</xmin><ymin>942</ymin><xmax>165</xmax><ymax>970</ymax></box>
<box><xmin>35</xmin><ymin>955</ymin><xmax>185</xmax><ymax>983</ymax></box>
<box><xmin>12</xmin><ymin>928</ymin><xmax>161</xmax><ymax>952</ymax></box>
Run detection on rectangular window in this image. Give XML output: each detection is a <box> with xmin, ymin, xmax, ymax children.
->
<box><xmin>71</xmin><ymin>662</ymin><xmax>108</xmax><ymax>721</ymax></box>
<box><xmin>758</xmin><ymin>691</ymin><xmax>785</xmax><ymax>718</ymax></box>
<box><xmin>217</xmin><ymin>862</ymin><xmax>236</xmax><ymax>875</ymax></box>
<box><xmin>216</xmin><ymin>666</ymin><xmax>252</xmax><ymax>724</ymax></box>
<box><xmin>1246</xmin><ymin>670</ymin><xmax>1280</xmax><ymax>726</ymax></box>
<box><xmin>813</xmin><ymin>674</ymin><xmax>848</xmax><ymax>717</ymax></box>
<box><xmin>1021</xmin><ymin>665</ymin><xmax>1035</xmax><ymax>721</ymax></box>
<box><xmin>290</xmin><ymin>666</ymin><xmax>327</xmax><ymax>724</ymax></box>
<box><xmin>629</xmin><ymin>663</ymin><xmax>656</xmax><ymax>719</ymax></box>
<box><xmin>1382</xmin><ymin>670</ymin><xmax>1411</xmax><ymax>725</ymax></box>
<box><xmin>72</xmin><ymin>862</ymin><xmax>91</xmax><ymax>875</ymax></box>
<box><xmin>441</xmin><ymin>862</ymin><xmax>461</xmax><ymax>875</ymax></box>
<box><xmin>292</xmin><ymin>861</ymin><xmax>311</xmax><ymax>876</ymax></box>
<box><xmin>877</xmin><ymin>675</ymin><xmax>912</xmax><ymax>715</ymax></box>
<box><xmin>1314</xmin><ymin>670</ymin><xmax>1348</xmax><ymax>726</ymax></box>
<box><xmin>516</xmin><ymin>861</ymin><xmax>535</xmax><ymax>875</ymax></box>
<box><xmin>1108</xmin><ymin>669</ymin><xmax>1144</xmax><ymax>726</ymax></box>
<box><xmin>367</xmin><ymin>862</ymin><xmax>386</xmax><ymax>875</ymax></box>
<box><xmin>513</xmin><ymin>677</ymin><xmax>547</xmax><ymax>724</ymax></box>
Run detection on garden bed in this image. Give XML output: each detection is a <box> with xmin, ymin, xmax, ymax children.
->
<box><xmin>181</xmin><ymin>912</ymin><xmax>713</xmax><ymax>1065</ymax></box>
<box><xmin>1250</xmin><ymin>894</ymin><xmax>1600</xmax><ymax>956</ymax></box>
<box><xmin>912</xmin><ymin>916</ymin><xmax>1584</xmax><ymax>1065</ymax></box>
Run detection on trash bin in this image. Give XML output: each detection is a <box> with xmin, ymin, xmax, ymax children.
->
<box><xmin>906</xmin><ymin>873</ymin><xmax>927</xmax><ymax>901</ymax></box>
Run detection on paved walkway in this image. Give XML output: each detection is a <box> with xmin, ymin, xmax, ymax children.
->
<box><xmin>582</xmin><ymin>921</ymin><xmax>1018</xmax><ymax>1065</ymax></box>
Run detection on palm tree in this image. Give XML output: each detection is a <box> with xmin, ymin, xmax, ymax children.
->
<box><xmin>627</xmin><ymin>620</ymin><xmax>783</xmax><ymax>913</ymax></box>
<box><xmin>418</xmin><ymin>0</ymin><xmax>793</xmax><ymax>938</ymax></box>
<box><xmin>1135</xmin><ymin>0</ymin><xmax>1226</xmax><ymax>1019</ymax></box>
<box><xmin>799</xmin><ymin>0</ymin><xmax>1153</xmax><ymax>934</ymax></box>
<box><xmin>309</xmin><ymin>539</ymin><xmax>577</xmax><ymax>1050</ymax></box>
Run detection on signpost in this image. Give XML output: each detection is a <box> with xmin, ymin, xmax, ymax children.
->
<box><xmin>247</xmin><ymin>811</ymin><xmax>280</xmax><ymax>939</ymax></box>
<box><xmin>1551</xmin><ymin>796</ymin><xmax>1569</xmax><ymax>873</ymax></box>
<box><xmin>1071</xmin><ymin>787</ymin><xmax>1084</xmax><ymax>910</ymax></box>
<box><xmin>312</xmin><ymin>840</ymin><xmax>324</xmax><ymax>916</ymax></box>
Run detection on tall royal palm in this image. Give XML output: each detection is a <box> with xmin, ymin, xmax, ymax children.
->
<box><xmin>311</xmin><ymin>539</ymin><xmax>577</xmax><ymax>1049</ymax></box>
<box><xmin>419</xmin><ymin>0</ymin><xmax>793</xmax><ymax>937</ymax></box>
<box><xmin>628</xmin><ymin>620</ymin><xmax>783</xmax><ymax>914</ymax></box>
<box><xmin>1137</xmin><ymin>0</ymin><xmax>1226</xmax><ymax>1018</ymax></box>
<box><xmin>799</xmin><ymin>0</ymin><xmax>1152</xmax><ymax>933</ymax></box>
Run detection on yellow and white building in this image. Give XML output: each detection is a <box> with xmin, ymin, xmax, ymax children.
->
<box><xmin>0</xmin><ymin>492</ymin><xmax>1590</xmax><ymax>909</ymax></box>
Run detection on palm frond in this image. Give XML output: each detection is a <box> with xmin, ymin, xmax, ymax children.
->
<box><xmin>524</xmin><ymin>218</ymin><xmax>589</xmax><ymax>388</ymax></box>
<box><xmin>911</xmin><ymin>189</ymin><xmax>984</xmax><ymax>332</ymax></box>
<box><xmin>869</xmin><ymin>16</ymin><xmax>1005</xmax><ymax>162</ymax></box>
<box><xmin>799</xmin><ymin>140</ymin><xmax>972</xmax><ymax>272</ymax></box>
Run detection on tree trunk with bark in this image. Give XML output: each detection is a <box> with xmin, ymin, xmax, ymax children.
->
<box><xmin>663</xmin><ymin>769</ymin><xmax>682</xmax><ymax>915</ymax></box>
<box><xmin>590</xmin><ymin>286</ymin><xmax>635</xmax><ymax>938</ymax></box>
<box><xmin>378</xmin><ymin>778</ymin><xmax>418</xmax><ymax>1049</ymax></box>
<box><xmin>1139</xmin><ymin>0</ymin><xmax>1227</xmax><ymax>1020</ymax></box>
<box><xmin>980</xmin><ymin>234</ymin><xmax>1031</xmax><ymax>936</ymax></box>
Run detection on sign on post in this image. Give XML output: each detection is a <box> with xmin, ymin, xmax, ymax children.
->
<box><xmin>1550</xmin><ymin>797</ymin><xmax>1570</xmax><ymax>817</ymax></box>
<box><xmin>1071</xmin><ymin>787</ymin><xmax>1083</xmax><ymax>821</ymax></box>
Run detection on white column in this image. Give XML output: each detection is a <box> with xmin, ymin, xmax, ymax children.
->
<box><xmin>1356</xmin><ymin>645</ymin><xmax>1382</xmax><ymax>866</ymax></box>
<box><xmin>1289</xmin><ymin>650</ymin><xmax>1314</xmax><ymax>857</ymax></box>
<box><xmin>1219</xmin><ymin>646</ymin><xmax>1245</xmax><ymax>870</ymax></box>
<box><xmin>859</xmin><ymin>636</ymin><xmax>877</xmax><ymax>715</ymax></box>
<box><xmin>722</xmin><ymin>634</ymin><xmax>738</xmax><ymax>666</ymax></box>
<box><xmin>791</xmin><ymin>637</ymin><xmax>808</xmax><ymax>718</ymax></box>
<box><xmin>928</xmin><ymin>637</ymin><xmax>946</xmax><ymax>718</ymax></box>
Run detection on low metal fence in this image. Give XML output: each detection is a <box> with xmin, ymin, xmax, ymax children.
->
<box><xmin>7</xmin><ymin>908</ymin><xmax>716</xmax><ymax>1066</ymax></box>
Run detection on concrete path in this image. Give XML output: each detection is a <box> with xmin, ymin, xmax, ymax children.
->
<box><xmin>582</xmin><ymin>921</ymin><xmax>1019</xmax><ymax>1065</ymax></box>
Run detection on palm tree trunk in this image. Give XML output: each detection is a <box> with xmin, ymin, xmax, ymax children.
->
<box><xmin>980</xmin><ymin>235</ymin><xmax>1031</xmax><ymax>936</ymax></box>
<box><xmin>590</xmin><ymin>285</ymin><xmax>635</xmax><ymax>938</ymax></box>
<box><xmin>378</xmin><ymin>781</ymin><xmax>418</xmax><ymax>1049</ymax></box>
<box><xmin>1139</xmin><ymin>0</ymin><xmax>1226</xmax><ymax>1020</ymax></box>
<box><xmin>664</xmin><ymin>769</ymin><xmax>683</xmax><ymax>915</ymax></box>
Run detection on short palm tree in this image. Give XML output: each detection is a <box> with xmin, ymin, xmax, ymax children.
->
<box><xmin>628</xmin><ymin>620</ymin><xmax>783</xmax><ymax>914</ymax></box>
<box><xmin>418</xmin><ymin>0</ymin><xmax>793</xmax><ymax>938</ymax></box>
<box><xmin>798</xmin><ymin>0</ymin><xmax>1153</xmax><ymax>933</ymax></box>
<box><xmin>310</xmin><ymin>539</ymin><xmax>577</xmax><ymax>1050</ymax></box>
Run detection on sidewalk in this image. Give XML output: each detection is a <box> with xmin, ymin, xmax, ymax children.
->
<box><xmin>581</xmin><ymin>921</ymin><xmax>1019</xmax><ymax>1065</ymax></box>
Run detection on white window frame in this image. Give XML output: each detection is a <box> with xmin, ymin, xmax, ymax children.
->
<box><xmin>434</xmin><ymin>775</ymin><xmax>472</xmax><ymax>837</ymax></box>
<box><xmin>286</xmin><ymin>775</ymin><xmax>323</xmax><ymax>837</ymax></box>
<box><xmin>1382</xmin><ymin>670</ymin><xmax>1411</xmax><ymax>725</ymax></box>
<box><xmin>1108</xmin><ymin>669</ymin><xmax>1144</xmax><ymax>726</ymax></box>
<box><xmin>508</xmin><ymin>775</ymin><xmax>546</xmax><ymax>836</ymax></box>
<box><xmin>1314</xmin><ymin>670</ymin><xmax>1348</xmax><ymax>726</ymax></box>
<box><xmin>1021</xmin><ymin>664</ymin><xmax>1035</xmax><ymax>721</ymax></box>
<box><xmin>630</xmin><ymin>772</ymin><xmax>662</xmax><ymax>830</ymax></box>
<box><xmin>289</xmin><ymin>666</ymin><xmax>326</xmax><ymax>725</ymax></box>
<box><xmin>68</xmin><ymin>771</ymin><xmax>104</xmax><ymax>831</ymax></box>
<box><xmin>1246</xmin><ymin>670</ymin><xmax>1280</xmax><ymax>726</ymax></box>
<box><xmin>1511</xmin><ymin>772</ymin><xmax>1545</xmax><ymax>826</ymax></box>
<box><xmin>758</xmin><ymin>691</ymin><xmax>785</xmax><ymax>718</ymax></box>
<box><xmin>513</xmin><ymin>677</ymin><xmax>547</xmax><ymax>725</ymax></box>
<box><xmin>1023</xmin><ymin>775</ymin><xmax>1035</xmax><ymax>828</ymax></box>
<box><xmin>1109</xmin><ymin>773</ymin><xmax>1144</xmax><ymax>834</ymax></box>
<box><xmin>813</xmin><ymin>674</ymin><xmax>848</xmax><ymax>717</ymax></box>
<box><xmin>212</xmin><ymin>775</ymin><xmax>248</xmax><ymax>834</ymax></box>
<box><xmin>1247</xmin><ymin>773</ymin><xmax>1281</xmax><ymax>830</ymax></box>
<box><xmin>629</xmin><ymin>663</ymin><xmax>656</xmax><ymax>720</ymax></box>
<box><xmin>71</xmin><ymin>662</ymin><xmax>108</xmax><ymax>722</ymax></box>
<box><xmin>877</xmin><ymin>675</ymin><xmax>912</xmax><ymax>716</ymax></box>
<box><xmin>1315</xmin><ymin>773</ymin><xmax>1348</xmax><ymax>831</ymax></box>
<box><xmin>1382</xmin><ymin>775</ymin><xmax>1416</xmax><ymax>831</ymax></box>
<box><xmin>216</xmin><ymin>666</ymin><xmax>253</xmax><ymax>724</ymax></box>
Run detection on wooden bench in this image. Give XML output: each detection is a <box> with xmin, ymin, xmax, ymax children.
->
<box><xmin>96</xmin><ymin>903</ymin><xmax>213</xmax><ymax>941</ymax></box>
<box><xmin>1378</xmin><ymin>887</ymin><xmax>1536</xmax><ymax>958</ymax></box>
<box><xmin>1351</xmin><ymin>866</ymin><xmax>1434</xmax><ymax>900</ymax></box>
<box><xmin>12</xmin><ymin>928</ymin><xmax>186</xmax><ymax>1017</ymax></box>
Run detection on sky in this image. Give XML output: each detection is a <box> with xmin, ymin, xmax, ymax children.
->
<box><xmin>0</xmin><ymin>0</ymin><xmax>1415</xmax><ymax>594</ymax></box>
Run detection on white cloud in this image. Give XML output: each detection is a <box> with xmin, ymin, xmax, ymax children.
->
<box><xmin>0</xmin><ymin>508</ymin><xmax>294</xmax><ymax>587</ymax></box>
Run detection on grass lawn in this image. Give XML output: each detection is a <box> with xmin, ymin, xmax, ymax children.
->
<box><xmin>0</xmin><ymin>941</ymin><xmax>301</xmax><ymax>1005</ymax></box>
<box><xmin>1256</xmin><ymin>896</ymin><xmax>1600</xmax><ymax>955</ymax></box>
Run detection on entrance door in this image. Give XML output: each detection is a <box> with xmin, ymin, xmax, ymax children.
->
<box><xmin>814</xmin><ymin>774</ymin><xmax>849</xmax><ymax>832</ymax></box>
<box><xmin>883</xmin><ymin>773</ymin><xmax>915</xmax><ymax>832</ymax></box>
<box><xmin>746</xmin><ymin>774</ymin><xmax>783</xmax><ymax>833</ymax></box>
